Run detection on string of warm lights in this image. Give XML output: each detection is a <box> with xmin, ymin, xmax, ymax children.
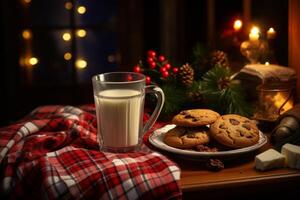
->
<box><xmin>20</xmin><ymin>0</ymin><xmax>35</xmax><ymax>69</ymax></box>
<box><xmin>77</xmin><ymin>6</ymin><xmax>86</xmax><ymax>15</ymax></box>
<box><xmin>63</xmin><ymin>1</ymin><xmax>88</xmax><ymax>69</ymax></box>
<box><xmin>21</xmin><ymin>27</ymin><xmax>39</xmax><ymax>68</ymax></box>
<box><xmin>20</xmin><ymin>0</ymin><xmax>89</xmax><ymax>72</ymax></box>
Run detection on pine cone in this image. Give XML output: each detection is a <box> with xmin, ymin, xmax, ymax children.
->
<box><xmin>188</xmin><ymin>90</ymin><xmax>203</xmax><ymax>102</ymax></box>
<box><xmin>210</xmin><ymin>50</ymin><xmax>229</xmax><ymax>68</ymax></box>
<box><xmin>178</xmin><ymin>63</ymin><xmax>194</xmax><ymax>87</ymax></box>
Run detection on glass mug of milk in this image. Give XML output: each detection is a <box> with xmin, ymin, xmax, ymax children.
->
<box><xmin>92</xmin><ymin>72</ymin><xmax>165</xmax><ymax>152</ymax></box>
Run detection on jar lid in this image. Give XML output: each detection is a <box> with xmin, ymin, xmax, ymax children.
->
<box><xmin>241</xmin><ymin>64</ymin><xmax>296</xmax><ymax>83</ymax></box>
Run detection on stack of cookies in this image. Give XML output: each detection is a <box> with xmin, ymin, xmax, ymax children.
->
<box><xmin>163</xmin><ymin>109</ymin><xmax>220</xmax><ymax>151</ymax></box>
<box><xmin>163</xmin><ymin>109</ymin><xmax>260</xmax><ymax>151</ymax></box>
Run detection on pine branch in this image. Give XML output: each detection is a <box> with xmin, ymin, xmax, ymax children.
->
<box><xmin>200</xmin><ymin>66</ymin><xmax>253</xmax><ymax>117</ymax></box>
<box><xmin>160</xmin><ymin>84</ymin><xmax>187</xmax><ymax>116</ymax></box>
<box><xmin>191</xmin><ymin>43</ymin><xmax>211</xmax><ymax>78</ymax></box>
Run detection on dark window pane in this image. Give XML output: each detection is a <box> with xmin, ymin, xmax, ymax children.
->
<box><xmin>19</xmin><ymin>29</ymin><xmax>73</xmax><ymax>84</ymax></box>
<box><xmin>76</xmin><ymin>30</ymin><xmax>117</xmax><ymax>83</ymax></box>
<box><xmin>21</xmin><ymin>0</ymin><xmax>70</xmax><ymax>27</ymax></box>
<box><xmin>75</xmin><ymin>0</ymin><xmax>117</xmax><ymax>28</ymax></box>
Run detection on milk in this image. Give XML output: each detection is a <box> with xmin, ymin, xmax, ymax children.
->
<box><xmin>94</xmin><ymin>89</ymin><xmax>144</xmax><ymax>148</ymax></box>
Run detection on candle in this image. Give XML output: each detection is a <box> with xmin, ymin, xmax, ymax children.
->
<box><xmin>249</xmin><ymin>26</ymin><xmax>260</xmax><ymax>41</ymax></box>
<box><xmin>267</xmin><ymin>27</ymin><xmax>276</xmax><ymax>39</ymax></box>
<box><xmin>249</xmin><ymin>32</ymin><xmax>259</xmax><ymax>41</ymax></box>
<box><xmin>233</xmin><ymin>19</ymin><xmax>242</xmax><ymax>32</ymax></box>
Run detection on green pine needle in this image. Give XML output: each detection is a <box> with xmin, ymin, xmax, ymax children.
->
<box><xmin>200</xmin><ymin>66</ymin><xmax>253</xmax><ymax>117</ymax></box>
<box><xmin>192</xmin><ymin>43</ymin><xmax>211</xmax><ymax>78</ymax></box>
<box><xmin>161</xmin><ymin>84</ymin><xmax>187</xmax><ymax>116</ymax></box>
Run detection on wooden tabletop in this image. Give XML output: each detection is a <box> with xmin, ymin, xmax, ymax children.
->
<box><xmin>162</xmin><ymin>133</ymin><xmax>300</xmax><ymax>199</ymax></box>
<box><xmin>180</xmin><ymin>146</ymin><xmax>300</xmax><ymax>192</ymax></box>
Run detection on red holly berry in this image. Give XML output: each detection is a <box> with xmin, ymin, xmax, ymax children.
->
<box><xmin>172</xmin><ymin>67</ymin><xmax>179</xmax><ymax>73</ymax></box>
<box><xmin>147</xmin><ymin>57</ymin><xmax>154</xmax><ymax>63</ymax></box>
<box><xmin>164</xmin><ymin>63</ymin><xmax>171</xmax><ymax>70</ymax></box>
<box><xmin>160</xmin><ymin>67</ymin><xmax>167</xmax><ymax>73</ymax></box>
<box><xmin>147</xmin><ymin>50</ymin><xmax>156</xmax><ymax>58</ymax></box>
<box><xmin>158</xmin><ymin>55</ymin><xmax>165</xmax><ymax>62</ymax></box>
<box><xmin>146</xmin><ymin>76</ymin><xmax>151</xmax><ymax>84</ymax></box>
<box><xmin>127</xmin><ymin>75</ymin><xmax>133</xmax><ymax>81</ymax></box>
<box><xmin>133</xmin><ymin>65</ymin><xmax>141</xmax><ymax>73</ymax></box>
<box><xmin>162</xmin><ymin>71</ymin><xmax>169</xmax><ymax>78</ymax></box>
<box><xmin>149</xmin><ymin>62</ymin><xmax>156</xmax><ymax>69</ymax></box>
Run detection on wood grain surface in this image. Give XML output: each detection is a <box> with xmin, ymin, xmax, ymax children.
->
<box><xmin>162</xmin><ymin>133</ymin><xmax>300</xmax><ymax>199</ymax></box>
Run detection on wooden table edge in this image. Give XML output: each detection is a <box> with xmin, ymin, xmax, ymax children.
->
<box><xmin>181</xmin><ymin>171</ymin><xmax>300</xmax><ymax>192</ymax></box>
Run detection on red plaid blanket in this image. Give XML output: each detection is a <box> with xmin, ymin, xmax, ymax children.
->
<box><xmin>0</xmin><ymin>105</ymin><xmax>181</xmax><ymax>199</ymax></box>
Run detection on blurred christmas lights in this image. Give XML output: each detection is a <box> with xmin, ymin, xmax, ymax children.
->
<box><xmin>107</xmin><ymin>54</ymin><xmax>116</xmax><ymax>63</ymax></box>
<box><xmin>62</xmin><ymin>32</ymin><xmax>72</xmax><ymax>41</ymax></box>
<box><xmin>29</xmin><ymin>57</ymin><xmax>38</xmax><ymax>65</ymax></box>
<box><xmin>22</xmin><ymin>29</ymin><xmax>32</xmax><ymax>39</ymax></box>
<box><xmin>65</xmin><ymin>2</ymin><xmax>73</xmax><ymax>10</ymax></box>
<box><xmin>76</xmin><ymin>29</ymin><xmax>87</xmax><ymax>38</ymax></box>
<box><xmin>77</xmin><ymin>6</ymin><xmax>86</xmax><ymax>14</ymax></box>
<box><xmin>75</xmin><ymin>59</ymin><xmax>87</xmax><ymax>69</ymax></box>
<box><xmin>64</xmin><ymin>52</ymin><xmax>72</xmax><ymax>60</ymax></box>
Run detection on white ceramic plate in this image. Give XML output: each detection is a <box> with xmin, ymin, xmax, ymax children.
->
<box><xmin>149</xmin><ymin>124</ymin><xmax>268</xmax><ymax>158</ymax></box>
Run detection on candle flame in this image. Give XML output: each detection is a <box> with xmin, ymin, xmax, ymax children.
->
<box><xmin>267</xmin><ymin>27</ymin><xmax>276</xmax><ymax>39</ymax></box>
<box><xmin>268</xmin><ymin>27</ymin><xmax>275</xmax><ymax>33</ymax></box>
<box><xmin>233</xmin><ymin>20</ymin><xmax>242</xmax><ymax>31</ymax></box>
<box><xmin>250</xmin><ymin>26</ymin><xmax>260</xmax><ymax>35</ymax></box>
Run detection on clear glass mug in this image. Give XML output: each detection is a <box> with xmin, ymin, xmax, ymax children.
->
<box><xmin>92</xmin><ymin>72</ymin><xmax>165</xmax><ymax>152</ymax></box>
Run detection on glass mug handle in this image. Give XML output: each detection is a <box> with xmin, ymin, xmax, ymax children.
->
<box><xmin>143</xmin><ymin>85</ymin><xmax>165</xmax><ymax>133</ymax></box>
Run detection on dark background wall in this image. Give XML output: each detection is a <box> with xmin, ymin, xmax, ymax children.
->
<box><xmin>0</xmin><ymin>0</ymin><xmax>288</xmax><ymax>126</ymax></box>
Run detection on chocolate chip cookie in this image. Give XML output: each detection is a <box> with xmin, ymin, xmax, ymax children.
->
<box><xmin>172</xmin><ymin>109</ymin><xmax>220</xmax><ymax>127</ymax></box>
<box><xmin>210</xmin><ymin>114</ymin><xmax>259</xmax><ymax>148</ymax></box>
<box><xmin>163</xmin><ymin>126</ymin><xmax>210</xmax><ymax>149</ymax></box>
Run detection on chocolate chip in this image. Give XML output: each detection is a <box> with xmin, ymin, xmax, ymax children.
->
<box><xmin>219</xmin><ymin>123</ymin><xmax>226</xmax><ymax>129</ymax></box>
<box><xmin>184</xmin><ymin>114</ymin><xmax>194</xmax><ymax>119</ymax></box>
<box><xmin>186</xmin><ymin>133</ymin><xmax>195</xmax><ymax>138</ymax></box>
<box><xmin>237</xmin><ymin>130</ymin><xmax>244</xmax><ymax>137</ymax></box>
<box><xmin>229</xmin><ymin>118</ymin><xmax>240</xmax><ymax>125</ymax></box>
<box><xmin>246</xmin><ymin>135</ymin><xmax>253</xmax><ymax>138</ymax></box>
<box><xmin>192</xmin><ymin>118</ymin><xmax>198</xmax><ymax>122</ymax></box>
<box><xmin>242</xmin><ymin>123</ymin><xmax>251</xmax><ymax>130</ymax></box>
<box><xmin>195</xmin><ymin>145</ymin><xmax>218</xmax><ymax>152</ymax></box>
<box><xmin>180</xmin><ymin>111</ymin><xmax>188</xmax><ymax>115</ymax></box>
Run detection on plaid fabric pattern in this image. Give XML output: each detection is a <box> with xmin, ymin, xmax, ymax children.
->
<box><xmin>0</xmin><ymin>105</ymin><xmax>181</xmax><ymax>199</ymax></box>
